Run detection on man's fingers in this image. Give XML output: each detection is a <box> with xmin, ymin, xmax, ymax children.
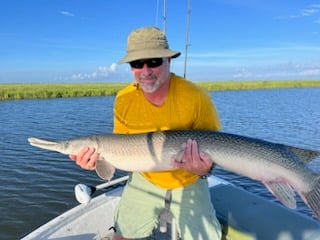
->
<box><xmin>69</xmin><ymin>154</ymin><xmax>77</xmax><ymax>161</ymax></box>
<box><xmin>82</xmin><ymin>147</ymin><xmax>95</xmax><ymax>161</ymax></box>
<box><xmin>199</xmin><ymin>151</ymin><xmax>211</xmax><ymax>163</ymax></box>
<box><xmin>87</xmin><ymin>152</ymin><xmax>99</xmax><ymax>168</ymax></box>
<box><xmin>184</xmin><ymin>138</ymin><xmax>195</xmax><ymax>163</ymax></box>
<box><xmin>191</xmin><ymin>139</ymin><xmax>199</xmax><ymax>161</ymax></box>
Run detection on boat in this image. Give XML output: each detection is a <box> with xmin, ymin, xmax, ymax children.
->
<box><xmin>22</xmin><ymin>175</ymin><xmax>320</xmax><ymax>240</ymax></box>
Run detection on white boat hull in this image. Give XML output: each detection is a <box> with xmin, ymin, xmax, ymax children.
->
<box><xmin>22</xmin><ymin>176</ymin><xmax>320</xmax><ymax>240</ymax></box>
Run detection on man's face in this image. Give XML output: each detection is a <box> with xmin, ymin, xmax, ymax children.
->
<box><xmin>130</xmin><ymin>58</ymin><xmax>171</xmax><ymax>93</ymax></box>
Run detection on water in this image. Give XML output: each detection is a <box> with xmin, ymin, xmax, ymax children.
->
<box><xmin>0</xmin><ymin>88</ymin><xmax>319</xmax><ymax>239</ymax></box>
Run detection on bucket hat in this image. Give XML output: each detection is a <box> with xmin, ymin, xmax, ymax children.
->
<box><xmin>118</xmin><ymin>26</ymin><xmax>181</xmax><ymax>64</ymax></box>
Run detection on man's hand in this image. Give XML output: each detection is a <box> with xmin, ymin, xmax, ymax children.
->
<box><xmin>172</xmin><ymin>139</ymin><xmax>214</xmax><ymax>176</ymax></box>
<box><xmin>69</xmin><ymin>147</ymin><xmax>99</xmax><ymax>170</ymax></box>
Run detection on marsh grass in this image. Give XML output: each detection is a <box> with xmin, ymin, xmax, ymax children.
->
<box><xmin>1</xmin><ymin>80</ymin><xmax>319</xmax><ymax>100</ymax></box>
<box><xmin>0</xmin><ymin>83</ymin><xmax>126</xmax><ymax>100</ymax></box>
<box><xmin>197</xmin><ymin>80</ymin><xmax>320</xmax><ymax>91</ymax></box>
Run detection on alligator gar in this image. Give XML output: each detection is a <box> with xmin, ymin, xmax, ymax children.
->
<box><xmin>28</xmin><ymin>130</ymin><xmax>320</xmax><ymax>219</ymax></box>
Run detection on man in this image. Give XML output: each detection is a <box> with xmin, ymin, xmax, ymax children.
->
<box><xmin>70</xmin><ymin>26</ymin><xmax>222</xmax><ymax>240</ymax></box>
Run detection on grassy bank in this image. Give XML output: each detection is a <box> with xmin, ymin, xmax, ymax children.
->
<box><xmin>197</xmin><ymin>80</ymin><xmax>320</xmax><ymax>91</ymax></box>
<box><xmin>0</xmin><ymin>83</ymin><xmax>126</xmax><ymax>100</ymax></box>
<box><xmin>1</xmin><ymin>80</ymin><xmax>319</xmax><ymax>101</ymax></box>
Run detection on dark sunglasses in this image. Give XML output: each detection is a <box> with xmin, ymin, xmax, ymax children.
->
<box><xmin>129</xmin><ymin>58</ymin><xmax>163</xmax><ymax>69</ymax></box>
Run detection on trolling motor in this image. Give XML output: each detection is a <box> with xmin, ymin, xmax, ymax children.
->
<box><xmin>74</xmin><ymin>176</ymin><xmax>129</xmax><ymax>204</ymax></box>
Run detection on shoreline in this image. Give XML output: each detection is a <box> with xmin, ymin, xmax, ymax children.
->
<box><xmin>1</xmin><ymin>80</ymin><xmax>320</xmax><ymax>101</ymax></box>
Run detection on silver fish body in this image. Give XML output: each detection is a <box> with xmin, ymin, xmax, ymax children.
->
<box><xmin>28</xmin><ymin>130</ymin><xmax>320</xmax><ymax>219</ymax></box>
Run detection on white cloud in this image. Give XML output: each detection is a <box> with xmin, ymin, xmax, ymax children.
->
<box><xmin>185</xmin><ymin>61</ymin><xmax>320</xmax><ymax>81</ymax></box>
<box><xmin>67</xmin><ymin>63</ymin><xmax>132</xmax><ymax>82</ymax></box>
<box><xmin>301</xmin><ymin>8</ymin><xmax>318</xmax><ymax>17</ymax></box>
<box><xmin>299</xmin><ymin>68</ymin><xmax>320</xmax><ymax>76</ymax></box>
<box><xmin>60</xmin><ymin>11</ymin><xmax>75</xmax><ymax>17</ymax></box>
<box><xmin>110</xmin><ymin>63</ymin><xmax>117</xmax><ymax>72</ymax></box>
<box><xmin>97</xmin><ymin>63</ymin><xmax>117</xmax><ymax>75</ymax></box>
<box><xmin>187</xmin><ymin>45</ymin><xmax>320</xmax><ymax>67</ymax></box>
<box><xmin>277</xmin><ymin>4</ymin><xmax>320</xmax><ymax>19</ymax></box>
<box><xmin>232</xmin><ymin>68</ymin><xmax>252</xmax><ymax>79</ymax></box>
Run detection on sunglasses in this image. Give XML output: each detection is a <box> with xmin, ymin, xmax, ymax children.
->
<box><xmin>129</xmin><ymin>58</ymin><xmax>163</xmax><ymax>69</ymax></box>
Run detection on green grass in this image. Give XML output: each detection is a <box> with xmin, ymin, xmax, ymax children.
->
<box><xmin>196</xmin><ymin>80</ymin><xmax>320</xmax><ymax>91</ymax></box>
<box><xmin>1</xmin><ymin>80</ymin><xmax>319</xmax><ymax>101</ymax></box>
<box><xmin>0</xmin><ymin>83</ymin><xmax>126</xmax><ymax>100</ymax></box>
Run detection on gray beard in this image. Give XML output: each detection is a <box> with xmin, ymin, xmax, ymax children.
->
<box><xmin>139</xmin><ymin>80</ymin><xmax>161</xmax><ymax>93</ymax></box>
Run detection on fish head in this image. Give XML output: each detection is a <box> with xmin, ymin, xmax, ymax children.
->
<box><xmin>28</xmin><ymin>136</ymin><xmax>100</xmax><ymax>156</ymax></box>
<box><xmin>63</xmin><ymin>137</ymin><xmax>100</xmax><ymax>155</ymax></box>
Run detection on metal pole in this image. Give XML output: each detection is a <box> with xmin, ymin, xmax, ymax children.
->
<box><xmin>163</xmin><ymin>0</ymin><xmax>166</xmax><ymax>33</ymax></box>
<box><xmin>183</xmin><ymin>0</ymin><xmax>191</xmax><ymax>78</ymax></box>
<box><xmin>171</xmin><ymin>217</ymin><xmax>178</xmax><ymax>240</ymax></box>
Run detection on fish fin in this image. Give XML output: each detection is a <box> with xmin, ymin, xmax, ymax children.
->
<box><xmin>288</xmin><ymin>146</ymin><xmax>320</xmax><ymax>163</ymax></box>
<box><xmin>301</xmin><ymin>176</ymin><xmax>320</xmax><ymax>220</ymax></box>
<box><xmin>95</xmin><ymin>158</ymin><xmax>115</xmax><ymax>181</ymax></box>
<box><xmin>263</xmin><ymin>181</ymin><xmax>296</xmax><ymax>209</ymax></box>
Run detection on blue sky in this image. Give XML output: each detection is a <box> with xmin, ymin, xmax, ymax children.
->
<box><xmin>1</xmin><ymin>0</ymin><xmax>320</xmax><ymax>83</ymax></box>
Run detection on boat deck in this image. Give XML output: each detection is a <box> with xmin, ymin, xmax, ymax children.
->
<box><xmin>22</xmin><ymin>176</ymin><xmax>320</xmax><ymax>240</ymax></box>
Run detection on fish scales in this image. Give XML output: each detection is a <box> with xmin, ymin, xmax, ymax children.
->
<box><xmin>28</xmin><ymin>129</ymin><xmax>320</xmax><ymax>219</ymax></box>
<box><xmin>161</xmin><ymin>131</ymin><xmax>305</xmax><ymax>176</ymax></box>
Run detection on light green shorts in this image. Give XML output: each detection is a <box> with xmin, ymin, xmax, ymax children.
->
<box><xmin>114</xmin><ymin>172</ymin><xmax>221</xmax><ymax>239</ymax></box>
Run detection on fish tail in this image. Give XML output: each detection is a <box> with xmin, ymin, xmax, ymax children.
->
<box><xmin>303</xmin><ymin>176</ymin><xmax>320</xmax><ymax>219</ymax></box>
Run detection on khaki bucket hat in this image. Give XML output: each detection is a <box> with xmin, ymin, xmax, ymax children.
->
<box><xmin>118</xmin><ymin>26</ymin><xmax>181</xmax><ymax>64</ymax></box>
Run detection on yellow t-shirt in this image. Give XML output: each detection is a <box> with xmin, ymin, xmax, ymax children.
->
<box><xmin>113</xmin><ymin>73</ymin><xmax>221</xmax><ymax>189</ymax></box>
